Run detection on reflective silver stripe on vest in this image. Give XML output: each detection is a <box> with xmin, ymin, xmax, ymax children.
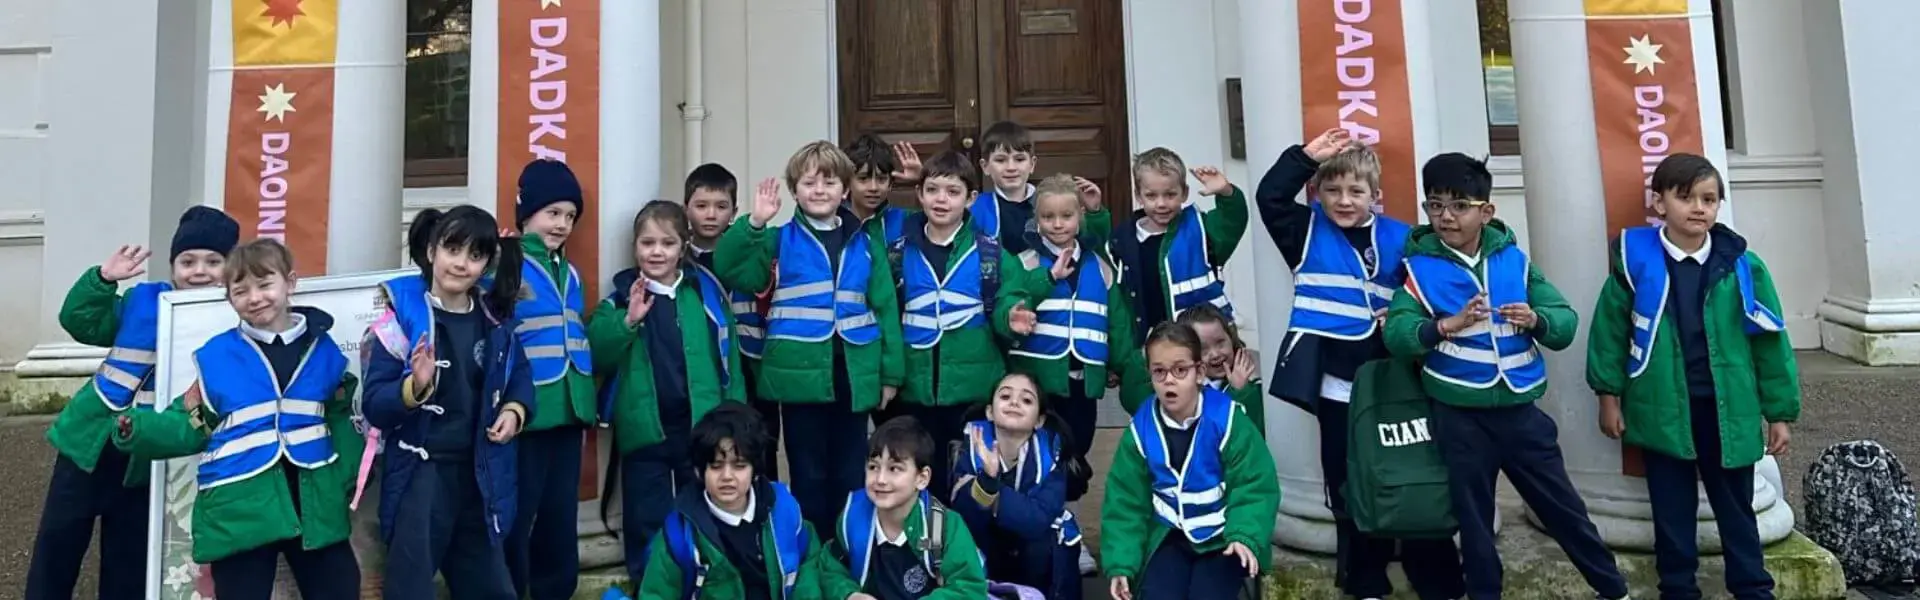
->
<box><xmin>1435</xmin><ymin>341</ymin><xmax>1539</xmax><ymax>370</ymax></box>
<box><xmin>730</xmin><ymin>300</ymin><xmax>757</xmax><ymax>314</ymax></box>
<box><xmin>1169</xmin><ymin>273</ymin><xmax>1218</xmax><ymax>296</ymax></box>
<box><xmin>524</xmin><ymin>338</ymin><xmax>591</xmax><ymax>360</ymax></box>
<box><xmin>837</xmin><ymin>313</ymin><xmax>878</xmax><ymax>331</ymax></box>
<box><xmin>769</xmin><ymin>307</ymin><xmax>834</xmax><ymax>321</ymax></box>
<box><xmin>97</xmin><ymin>364</ymin><xmax>145</xmax><ymax>389</ymax></box>
<box><xmin>772</xmin><ymin>280</ymin><xmax>836</xmax><ymax>302</ymax></box>
<box><xmin>133</xmin><ymin>391</ymin><xmax>156</xmax><ymax>406</ymax></box>
<box><xmin>514</xmin><ymin>309</ymin><xmax>585</xmax><ymax>334</ymax></box>
<box><xmin>1031</xmin><ymin>324</ymin><xmax>1108</xmax><ymax>344</ymax></box>
<box><xmin>1292</xmin><ymin>296</ymin><xmax>1375</xmax><ymax>320</ymax></box>
<box><xmin>836</xmin><ymin>290</ymin><xmax>867</xmax><ymax>306</ymax></box>
<box><xmin>901</xmin><ymin>305</ymin><xmax>982</xmax><ymax>331</ymax></box>
<box><xmin>1035</xmin><ymin>298</ymin><xmax>1108</xmax><ymax>317</ymax></box>
<box><xmin>107</xmin><ymin>347</ymin><xmax>158</xmax><ymax>364</ymax></box>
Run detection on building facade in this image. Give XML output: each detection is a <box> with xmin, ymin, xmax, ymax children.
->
<box><xmin>0</xmin><ymin>0</ymin><xmax>1910</xmax><ymax>560</ymax></box>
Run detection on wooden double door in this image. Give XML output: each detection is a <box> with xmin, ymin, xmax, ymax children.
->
<box><xmin>836</xmin><ymin>0</ymin><xmax>1133</xmax><ymax>214</ymax></box>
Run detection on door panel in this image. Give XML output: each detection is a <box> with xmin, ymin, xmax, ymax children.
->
<box><xmin>837</xmin><ymin>0</ymin><xmax>978</xmax><ymax>207</ymax></box>
<box><xmin>979</xmin><ymin>0</ymin><xmax>1132</xmax><ymax>216</ymax></box>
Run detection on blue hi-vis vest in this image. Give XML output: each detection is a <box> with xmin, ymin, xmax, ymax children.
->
<box><xmin>195</xmin><ymin>327</ymin><xmax>349</xmax><ymax>490</ymax></box>
<box><xmin>874</xmin><ymin>206</ymin><xmax>910</xmax><ymax>246</ymax></box>
<box><xmin>970</xmin><ymin>189</ymin><xmax>1028</xmax><ymax>244</ymax></box>
<box><xmin>664</xmin><ymin>481</ymin><xmax>808</xmax><ymax>599</ymax></box>
<box><xmin>1166</xmin><ymin>205</ymin><xmax>1234</xmax><ymax>319</ymax></box>
<box><xmin>94</xmin><ymin>281</ymin><xmax>170</xmax><ymax>412</ymax></box>
<box><xmin>1618</xmin><ymin>226</ymin><xmax>1785</xmax><ymax>377</ymax></box>
<box><xmin>516</xmin><ymin>256</ymin><xmax>593</xmax><ymax>384</ymax></box>
<box><xmin>1403</xmin><ymin>246</ymin><xmax>1546</xmax><ymax>393</ymax></box>
<box><xmin>728</xmin><ymin>286</ymin><xmax>766</xmax><ymax>360</ymax></box>
<box><xmin>688</xmin><ymin>266</ymin><xmax>735</xmax><ymax>387</ymax></box>
<box><xmin>1130</xmin><ymin>386</ymin><xmax>1238</xmax><ymax>544</ymax></box>
<box><xmin>838</xmin><ymin>489</ymin><xmax>956</xmax><ymax>587</ymax></box>
<box><xmin>1009</xmin><ymin>248</ymin><xmax>1111</xmax><ymax>365</ymax></box>
<box><xmin>374</xmin><ymin>275</ymin><xmax>440</xmax><ymax>380</ymax></box>
<box><xmin>1290</xmin><ymin>206</ymin><xmax>1410</xmax><ymax>340</ymax></box>
<box><xmin>767</xmin><ymin>220</ymin><xmax>881</xmax><ymax>345</ymax></box>
<box><xmin>963</xmin><ymin>421</ymin><xmax>1084</xmax><ymax>546</ymax></box>
<box><xmin>899</xmin><ymin>234</ymin><xmax>992</xmax><ymax>349</ymax></box>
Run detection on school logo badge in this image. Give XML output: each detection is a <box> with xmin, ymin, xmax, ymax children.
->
<box><xmin>902</xmin><ymin>564</ymin><xmax>929</xmax><ymax>594</ymax></box>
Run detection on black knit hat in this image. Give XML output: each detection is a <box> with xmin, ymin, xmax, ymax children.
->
<box><xmin>515</xmin><ymin>159</ymin><xmax>584</xmax><ymax>228</ymax></box>
<box><xmin>170</xmin><ymin>206</ymin><xmax>241</xmax><ymax>260</ymax></box>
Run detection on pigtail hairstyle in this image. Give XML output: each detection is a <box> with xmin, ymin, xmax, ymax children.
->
<box><xmin>1175</xmin><ymin>303</ymin><xmax>1245</xmax><ymax>351</ymax></box>
<box><xmin>405</xmin><ymin>204</ymin><xmax>522</xmax><ymax>318</ymax></box>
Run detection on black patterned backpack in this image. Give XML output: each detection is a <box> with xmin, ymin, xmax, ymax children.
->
<box><xmin>1801</xmin><ymin>440</ymin><xmax>1920</xmax><ymax>584</ymax></box>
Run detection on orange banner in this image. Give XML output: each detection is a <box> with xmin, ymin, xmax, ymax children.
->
<box><xmin>1299</xmin><ymin>0</ymin><xmax>1419</xmax><ymax>222</ymax></box>
<box><xmin>233</xmin><ymin>0</ymin><xmax>339</xmax><ymax>66</ymax></box>
<box><xmin>1587</xmin><ymin>2</ymin><xmax>1703</xmax><ymax>477</ymax></box>
<box><xmin>500</xmin><ymin>0</ymin><xmax>604</xmax><ymax>500</ymax></box>
<box><xmin>225</xmin><ymin>68</ymin><xmax>335</xmax><ymax>272</ymax></box>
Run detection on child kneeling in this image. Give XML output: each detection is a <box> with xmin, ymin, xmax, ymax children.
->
<box><xmin>636</xmin><ymin>403</ymin><xmax>827</xmax><ymax>600</ymax></box>
<box><xmin>1102</xmin><ymin>322</ymin><xmax>1278</xmax><ymax>599</ymax></box>
<box><xmin>949</xmin><ymin>372</ymin><xmax>1085</xmax><ymax>599</ymax></box>
<box><xmin>820</xmin><ymin>417</ymin><xmax>988</xmax><ymax>600</ymax></box>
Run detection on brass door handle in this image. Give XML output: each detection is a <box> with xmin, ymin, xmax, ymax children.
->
<box><xmin>962</xmin><ymin>137</ymin><xmax>975</xmax><ymax>149</ymax></box>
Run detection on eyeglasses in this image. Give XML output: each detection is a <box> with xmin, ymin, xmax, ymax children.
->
<box><xmin>1151</xmin><ymin>363</ymin><xmax>1197</xmax><ymax>381</ymax></box>
<box><xmin>1422</xmin><ymin>200</ymin><xmax>1489</xmax><ymax>216</ymax></box>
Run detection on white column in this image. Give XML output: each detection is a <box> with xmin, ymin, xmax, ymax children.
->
<box><xmin>1806</xmin><ymin>0</ymin><xmax>1920</xmax><ymax>366</ymax></box>
<box><xmin>15</xmin><ymin>0</ymin><xmax>201</xmax><ymax>394</ymax></box>
<box><xmin>1237</xmin><ymin>0</ymin><xmax>1478</xmax><ymax>554</ymax></box>
<box><xmin>325</xmin><ymin>0</ymin><xmax>406</xmax><ymax>273</ymax></box>
<box><xmin>1509</xmin><ymin>0</ymin><xmax>1790</xmax><ymax>550</ymax></box>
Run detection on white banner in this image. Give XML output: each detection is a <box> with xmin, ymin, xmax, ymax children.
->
<box><xmin>146</xmin><ymin>269</ymin><xmax>409</xmax><ymax>599</ymax></box>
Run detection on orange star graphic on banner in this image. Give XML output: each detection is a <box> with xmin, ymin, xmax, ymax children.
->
<box><xmin>262</xmin><ymin>0</ymin><xmax>305</xmax><ymax>28</ymax></box>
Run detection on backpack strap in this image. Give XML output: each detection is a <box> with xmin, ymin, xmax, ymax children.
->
<box><xmin>663</xmin><ymin>514</ymin><xmax>708</xmax><ymax>599</ymax></box>
<box><xmin>977</xmin><ymin>231</ymin><xmax>1001</xmax><ymax>323</ymax></box>
<box><xmin>924</xmin><ymin>500</ymin><xmax>947</xmax><ymax>587</ymax></box>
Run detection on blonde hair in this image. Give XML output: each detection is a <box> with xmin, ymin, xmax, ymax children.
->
<box><xmin>225</xmin><ymin>238</ymin><xmax>294</xmax><ymax>284</ymax></box>
<box><xmin>1132</xmin><ymin>147</ymin><xmax>1188</xmax><ymax>192</ymax></box>
<box><xmin>1312</xmin><ymin>141</ymin><xmax>1382</xmax><ymax>192</ymax></box>
<box><xmin>783</xmin><ymin>140</ymin><xmax>856</xmax><ymax>193</ymax></box>
<box><xmin>1033</xmin><ymin>173</ymin><xmax>1082</xmax><ymax>211</ymax></box>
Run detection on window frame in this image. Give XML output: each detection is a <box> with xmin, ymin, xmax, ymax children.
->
<box><xmin>1483</xmin><ymin>0</ymin><xmax>1735</xmax><ymax>155</ymax></box>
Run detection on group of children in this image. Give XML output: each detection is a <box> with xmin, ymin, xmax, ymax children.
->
<box><xmin>22</xmin><ymin>119</ymin><xmax>1798</xmax><ymax>600</ymax></box>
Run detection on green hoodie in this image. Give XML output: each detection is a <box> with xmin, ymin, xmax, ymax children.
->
<box><xmin>714</xmin><ymin>215</ymin><xmax>905</xmax><ymax>412</ymax></box>
<box><xmin>519</xmin><ymin>235</ymin><xmax>597</xmax><ymax>430</ymax></box>
<box><xmin>815</xmin><ymin>498</ymin><xmax>988</xmax><ymax>600</ymax></box>
<box><xmin>1383</xmin><ymin>220</ymin><xmax>1579</xmax><ymax>409</ymax></box>
<box><xmin>46</xmin><ymin>266</ymin><xmax>150</xmax><ymax>487</ymax></box>
<box><xmin>586</xmin><ymin>267</ymin><xmax>746</xmax><ymax>456</ymax></box>
<box><xmin>1585</xmin><ymin>226</ymin><xmax>1800</xmax><ymax>468</ymax></box>
<box><xmin>116</xmin><ymin>376</ymin><xmax>363</xmax><ymax>563</ymax></box>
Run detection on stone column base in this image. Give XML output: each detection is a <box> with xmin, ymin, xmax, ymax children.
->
<box><xmin>1544</xmin><ymin>457</ymin><xmax>1796</xmax><ymax>552</ymax></box>
<box><xmin>5</xmin><ymin>342</ymin><xmax>106</xmax><ymax>414</ymax></box>
<box><xmin>1264</xmin><ymin>531</ymin><xmax>1845</xmax><ymax>599</ymax></box>
<box><xmin>1818</xmin><ymin>297</ymin><xmax>1920</xmax><ymax>365</ymax></box>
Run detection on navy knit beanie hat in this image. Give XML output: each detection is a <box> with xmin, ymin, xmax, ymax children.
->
<box><xmin>515</xmin><ymin>159</ymin><xmax>584</xmax><ymax>228</ymax></box>
<box><xmin>170</xmin><ymin>206</ymin><xmax>241</xmax><ymax>260</ymax></box>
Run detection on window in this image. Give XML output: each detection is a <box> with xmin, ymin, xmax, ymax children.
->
<box><xmin>1477</xmin><ymin>0</ymin><xmax>1735</xmax><ymax>155</ymax></box>
<box><xmin>405</xmin><ymin>0</ymin><xmax>472</xmax><ymax>187</ymax></box>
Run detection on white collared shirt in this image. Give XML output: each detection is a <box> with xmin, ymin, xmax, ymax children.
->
<box><xmin>1041</xmin><ymin>236</ymin><xmax>1079</xmax><ymax>263</ymax></box>
<box><xmin>239</xmin><ymin>313</ymin><xmax>307</xmax><ymax>345</ymax></box>
<box><xmin>995</xmin><ymin>183</ymin><xmax>1037</xmax><ymax>203</ymax></box>
<box><xmin>691</xmin><ymin>244</ymin><xmax>715</xmax><ymax>258</ymax></box>
<box><xmin>1659</xmin><ymin>227</ymin><xmax>1711</xmax><ymax>264</ymax></box>
<box><xmin>646</xmin><ymin>273</ymin><xmax>684</xmax><ymax>300</ymax></box>
<box><xmin>706</xmin><ymin>488</ymin><xmax>758</xmax><ymax>527</ymax></box>
<box><xmin>427</xmin><ymin>291</ymin><xmax>475</xmax><ymax>314</ymax></box>
<box><xmin>874</xmin><ymin>514</ymin><xmax>912</xmax><ymax>547</ymax></box>
<box><xmin>925</xmin><ymin>223</ymin><xmax>962</xmax><ymax>247</ymax></box>
<box><xmin>803</xmin><ymin>213</ymin><xmax>842</xmax><ymax>232</ymax></box>
<box><xmin>1447</xmin><ymin>245</ymin><xmax>1481</xmax><ymax>267</ymax></box>
<box><xmin>1135</xmin><ymin>219</ymin><xmax>1166</xmax><ymax>243</ymax></box>
<box><xmin>1158</xmin><ymin>403</ymin><xmax>1201</xmax><ymax>431</ymax></box>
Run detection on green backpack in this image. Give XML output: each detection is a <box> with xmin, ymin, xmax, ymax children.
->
<box><xmin>1343</xmin><ymin>357</ymin><xmax>1456</xmax><ymax>538</ymax></box>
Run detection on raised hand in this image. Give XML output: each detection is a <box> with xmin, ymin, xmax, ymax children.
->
<box><xmin>891</xmin><ymin>140</ymin><xmax>923</xmax><ymax>183</ymax></box>
<box><xmin>1228</xmin><ymin>348</ymin><xmax>1256</xmax><ymax>389</ymax></box>
<box><xmin>1009</xmin><ymin>301</ymin><xmax>1038</xmax><ymax>336</ymax></box>
<box><xmin>408</xmin><ymin>334</ymin><xmax>436</xmax><ymax>393</ymax></box>
<box><xmin>1049</xmin><ymin>251</ymin><xmax>1077</xmax><ymax>282</ymax></box>
<box><xmin>1305</xmin><ymin>128</ymin><xmax>1355</xmax><ymax>161</ymax></box>
<box><xmin>1073</xmin><ymin>176</ymin><xmax>1103</xmax><ymax>212</ymax></box>
<box><xmin>749</xmin><ymin>177</ymin><xmax>783</xmax><ymax>228</ymax></box>
<box><xmin>971</xmin><ymin>423</ymin><xmax>1001</xmax><ymax>478</ymax></box>
<box><xmin>626</xmin><ymin>277</ymin><xmax>655</xmax><ymax>327</ymax></box>
<box><xmin>100</xmin><ymin>245</ymin><xmax>151</xmax><ymax>282</ymax></box>
<box><xmin>1191</xmin><ymin>166</ymin><xmax>1232</xmax><ymax>196</ymax></box>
